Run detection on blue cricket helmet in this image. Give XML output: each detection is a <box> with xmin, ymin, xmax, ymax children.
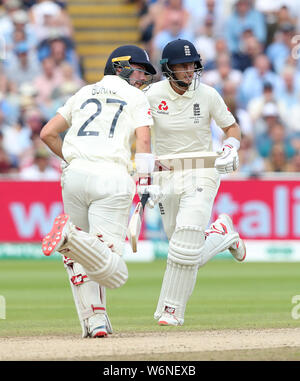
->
<box><xmin>160</xmin><ymin>39</ymin><xmax>203</xmax><ymax>77</ymax></box>
<box><xmin>104</xmin><ymin>45</ymin><xmax>156</xmax><ymax>77</ymax></box>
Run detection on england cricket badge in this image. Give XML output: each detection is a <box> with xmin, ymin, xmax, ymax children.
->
<box><xmin>193</xmin><ymin>103</ymin><xmax>201</xmax><ymax>123</ymax></box>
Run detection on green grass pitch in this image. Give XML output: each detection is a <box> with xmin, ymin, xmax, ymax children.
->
<box><xmin>0</xmin><ymin>258</ymin><xmax>299</xmax><ymax>337</ymax></box>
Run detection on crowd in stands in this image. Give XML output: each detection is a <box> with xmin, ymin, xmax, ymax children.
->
<box><xmin>0</xmin><ymin>0</ymin><xmax>300</xmax><ymax>179</ymax></box>
<box><xmin>137</xmin><ymin>0</ymin><xmax>300</xmax><ymax>176</ymax></box>
<box><xmin>0</xmin><ymin>0</ymin><xmax>85</xmax><ymax>179</ymax></box>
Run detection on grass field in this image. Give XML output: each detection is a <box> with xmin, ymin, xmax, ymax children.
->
<box><xmin>0</xmin><ymin>258</ymin><xmax>299</xmax><ymax>337</ymax></box>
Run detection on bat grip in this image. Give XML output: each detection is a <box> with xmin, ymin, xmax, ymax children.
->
<box><xmin>141</xmin><ymin>193</ymin><xmax>150</xmax><ymax>209</ymax></box>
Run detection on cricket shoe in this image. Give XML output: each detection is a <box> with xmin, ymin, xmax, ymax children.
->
<box><xmin>158</xmin><ymin>312</ymin><xmax>183</xmax><ymax>326</ymax></box>
<box><xmin>207</xmin><ymin>214</ymin><xmax>246</xmax><ymax>262</ymax></box>
<box><xmin>42</xmin><ymin>214</ymin><xmax>70</xmax><ymax>256</ymax></box>
<box><xmin>88</xmin><ymin>314</ymin><xmax>110</xmax><ymax>338</ymax></box>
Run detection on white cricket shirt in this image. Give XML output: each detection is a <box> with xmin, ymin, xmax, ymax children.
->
<box><xmin>57</xmin><ymin>75</ymin><xmax>153</xmax><ymax>169</ymax></box>
<box><xmin>145</xmin><ymin>79</ymin><xmax>235</xmax><ymax>156</ymax></box>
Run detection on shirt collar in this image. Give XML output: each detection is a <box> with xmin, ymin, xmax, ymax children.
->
<box><xmin>166</xmin><ymin>79</ymin><xmax>195</xmax><ymax>100</ymax></box>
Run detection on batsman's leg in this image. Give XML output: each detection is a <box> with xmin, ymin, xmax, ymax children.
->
<box><xmin>154</xmin><ymin>169</ymin><xmax>220</xmax><ymax>325</ymax></box>
<box><xmin>154</xmin><ymin>225</ymin><xmax>205</xmax><ymax>326</ymax></box>
<box><xmin>200</xmin><ymin>213</ymin><xmax>246</xmax><ymax>266</ymax></box>
<box><xmin>42</xmin><ymin>214</ymin><xmax>128</xmax><ymax>288</ymax></box>
<box><xmin>63</xmin><ymin>257</ymin><xmax>112</xmax><ymax>338</ymax></box>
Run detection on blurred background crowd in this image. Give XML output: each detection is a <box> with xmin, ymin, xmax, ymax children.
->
<box><xmin>0</xmin><ymin>0</ymin><xmax>300</xmax><ymax>180</ymax></box>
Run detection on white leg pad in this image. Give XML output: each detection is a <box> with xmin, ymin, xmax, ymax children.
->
<box><xmin>60</xmin><ymin>225</ymin><xmax>128</xmax><ymax>289</ymax></box>
<box><xmin>155</xmin><ymin>225</ymin><xmax>205</xmax><ymax>323</ymax></box>
<box><xmin>63</xmin><ymin>256</ymin><xmax>112</xmax><ymax>338</ymax></box>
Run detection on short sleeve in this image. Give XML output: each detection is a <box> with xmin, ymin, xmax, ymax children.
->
<box><xmin>57</xmin><ymin>94</ymin><xmax>76</xmax><ymax>126</ymax></box>
<box><xmin>131</xmin><ymin>93</ymin><xmax>154</xmax><ymax>129</ymax></box>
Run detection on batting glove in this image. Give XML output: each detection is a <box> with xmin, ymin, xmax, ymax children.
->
<box><xmin>215</xmin><ymin>144</ymin><xmax>239</xmax><ymax>174</ymax></box>
<box><xmin>137</xmin><ymin>177</ymin><xmax>163</xmax><ymax>209</ymax></box>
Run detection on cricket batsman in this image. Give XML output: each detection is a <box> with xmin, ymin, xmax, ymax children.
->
<box><xmin>40</xmin><ymin>45</ymin><xmax>161</xmax><ymax>337</ymax></box>
<box><xmin>145</xmin><ymin>39</ymin><xmax>246</xmax><ymax>326</ymax></box>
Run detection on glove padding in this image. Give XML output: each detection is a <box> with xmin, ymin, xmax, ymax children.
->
<box><xmin>215</xmin><ymin>145</ymin><xmax>239</xmax><ymax>174</ymax></box>
<box><xmin>137</xmin><ymin>184</ymin><xmax>163</xmax><ymax>209</ymax></box>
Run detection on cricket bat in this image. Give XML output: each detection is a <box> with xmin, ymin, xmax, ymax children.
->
<box><xmin>127</xmin><ymin>193</ymin><xmax>149</xmax><ymax>253</ymax></box>
<box><xmin>154</xmin><ymin>151</ymin><xmax>220</xmax><ymax>171</ymax></box>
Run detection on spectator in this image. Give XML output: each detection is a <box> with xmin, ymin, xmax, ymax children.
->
<box><xmin>225</xmin><ymin>0</ymin><xmax>267</xmax><ymax>54</ymax></box>
<box><xmin>185</xmin><ymin>0</ymin><xmax>225</xmax><ymax>39</ymax></box>
<box><xmin>152</xmin><ymin>12</ymin><xmax>194</xmax><ymax>67</ymax></box>
<box><xmin>0</xmin><ymin>85</ymin><xmax>20</xmax><ymax>125</ymax></box>
<box><xmin>0</xmin><ymin>0</ymin><xmax>23</xmax><ymax>37</ymax></box>
<box><xmin>153</xmin><ymin>0</ymin><xmax>190</xmax><ymax>37</ymax></box>
<box><xmin>233</xmin><ymin>133</ymin><xmax>265</xmax><ymax>176</ymax></box>
<box><xmin>279</xmin><ymin>87</ymin><xmax>300</xmax><ymax>136</ymax></box>
<box><xmin>266</xmin><ymin>22</ymin><xmax>297</xmax><ymax>74</ymax></box>
<box><xmin>1</xmin><ymin>120</ymin><xmax>32</xmax><ymax>167</ymax></box>
<box><xmin>194</xmin><ymin>15</ymin><xmax>218</xmax><ymax>66</ymax></box>
<box><xmin>49</xmin><ymin>81</ymin><xmax>82</xmax><ymax>120</ymax></box>
<box><xmin>247</xmin><ymin>82</ymin><xmax>277</xmax><ymax>122</ymax></box>
<box><xmin>138</xmin><ymin>0</ymin><xmax>158</xmax><ymax>55</ymax></box>
<box><xmin>19</xmin><ymin>147</ymin><xmax>60</xmax><ymax>180</ymax></box>
<box><xmin>232</xmin><ymin>29</ymin><xmax>264</xmax><ymax>71</ymax></box>
<box><xmin>28</xmin><ymin>0</ymin><xmax>73</xmax><ymax>42</ymax></box>
<box><xmin>33</xmin><ymin>56</ymin><xmax>63</xmax><ymax>106</ymax></box>
<box><xmin>3</xmin><ymin>9</ymin><xmax>38</xmax><ymax>54</ymax></box>
<box><xmin>252</xmin><ymin>101</ymin><xmax>280</xmax><ymax>137</ymax></box>
<box><xmin>204</xmin><ymin>37</ymin><xmax>230</xmax><ymax>70</ymax></box>
<box><xmin>275</xmin><ymin>5</ymin><xmax>297</xmax><ymax>32</ymax></box>
<box><xmin>238</xmin><ymin>53</ymin><xmax>283</xmax><ymax>107</ymax></box>
<box><xmin>278</xmin><ymin>65</ymin><xmax>300</xmax><ymax>110</ymax></box>
<box><xmin>3</xmin><ymin>41</ymin><xmax>41</xmax><ymax>87</ymax></box>
<box><xmin>223</xmin><ymin>82</ymin><xmax>253</xmax><ymax>135</ymax></box>
<box><xmin>263</xmin><ymin>142</ymin><xmax>292</xmax><ymax>172</ymax></box>
<box><xmin>0</xmin><ymin>143</ymin><xmax>14</xmax><ymax>174</ymax></box>
<box><xmin>23</xmin><ymin>107</ymin><xmax>45</xmax><ymax>136</ymax></box>
<box><xmin>256</xmin><ymin>121</ymin><xmax>296</xmax><ymax>159</ymax></box>
<box><xmin>59</xmin><ymin>61</ymin><xmax>85</xmax><ymax>88</ymax></box>
<box><xmin>202</xmin><ymin>52</ymin><xmax>243</xmax><ymax>94</ymax></box>
<box><xmin>286</xmin><ymin>149</ymin><xmax>300</xmax><ymax>172</ymax></box>
<box><xmin>37</xmin><ymin>34</ymin><xmax>81</xmax><ymax>77</ymax></box>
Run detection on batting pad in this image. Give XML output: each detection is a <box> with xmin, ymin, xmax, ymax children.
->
<box><xmin>61</xmin><ymin>225</ymin><xmax>128</xmax><ymax>289</ymax></box>
<box><xmin>155</xmin><ymin>225</ymin><xmax>205</xmax><ymax>322</ymax></box>
<box><xmin>154</xmin><ymin>260</ymin><xmax>199</xmax><ymax>323</ymax></box>
<box><xmin>168</xmin><ymin>225</ymin><xmax>205</xmax><ymax>265</ymax></box>
<box><xmin>63</xmin><ymin>258</ymin><xmax>111</xmax><ymax>337</ymax></box>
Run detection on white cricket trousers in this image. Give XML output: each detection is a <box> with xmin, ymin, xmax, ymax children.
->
<box><xmin>61</xmin><ymin>159</ymin><xmax>136</xmax><ymax>255</ymax></box>
<box><xmin>154</xmin><ymin>168</ymin><xmax>220</xmax><ymax>239</ymax></box>
<box><xmin>152</xmin><ymin>167</ymin><xmax>221</xmax><ymax>322</ymax></box>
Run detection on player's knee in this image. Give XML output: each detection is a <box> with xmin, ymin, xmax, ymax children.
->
<box><xmin>88</xmin><ymin>254</ymin><xmax>128</xmax><ymax>289</ymax></box>
<box><xmin>168</xmin><ymin>225</ymin><xmax>205</xmax><ymax>265</ymax></box>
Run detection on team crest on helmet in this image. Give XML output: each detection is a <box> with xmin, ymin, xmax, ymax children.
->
<box><xmin>184</xmin><ymin>45</ymin><xmax>191</xmax><ymax>56</ymax></box>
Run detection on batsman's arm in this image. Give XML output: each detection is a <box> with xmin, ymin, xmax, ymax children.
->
<box><xmin>40</xmin><ymin>114</ymin><xmax>70</xmax><ymax>161</ymax></box>
<box><xmin>135</xmin><ymin>125</ymin><xmax>152</xmax><ymax>154</ymax></box>
<box><xmin>134</xmin><ymin>125</ymin><xmax>154</xmax><ymax>177</ymax></box>
<box><xmin>222</xmin><ymin>122</ymin><xmax>241</xmax><ymax>146</ymax></box>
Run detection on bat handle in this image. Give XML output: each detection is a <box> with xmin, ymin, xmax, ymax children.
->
<box><xmin>141</xmin><ymin>193</ymin><xmax>150</xmax><ymax>209</ymax></box>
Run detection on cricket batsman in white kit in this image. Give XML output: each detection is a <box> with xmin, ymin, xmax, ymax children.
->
<box><xmin>40</xmin><ymin>45</ymin><xmax>161</xmax><ymax>337</ymax></box>
<box><xmin>146</xmin><ymin>39</ymin><xmax>246</xmax><ymax>326</ymax></box>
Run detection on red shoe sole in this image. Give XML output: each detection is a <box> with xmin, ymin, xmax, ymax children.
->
<box><xmin>92</xmin><ymin>331</ymin><xmax>108</xmax><ymax>338</ymax></box>
<box><xmin>158</xmin><ymin>321</ymin><xmax>169</xmax><ymax>326</ymax></box>
<box><xmin>42</xmin><ymin>214</ymin><xmax>69</xmax><ymax>256</ymax></box>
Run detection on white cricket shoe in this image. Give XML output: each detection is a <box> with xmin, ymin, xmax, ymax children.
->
<box><xmin>88</xmin><ymin>314</ymin><xmax>110</xmax><ymax>338</ymax></box>
<box><xmin>210</xmin><ymin>214</ymin><xmax>246</xmax><ymax>262</ymax></box>
<box><xmin>158</xmin><ymin>312</ymin><xmax>182</xmax><ymax>326</ymax></box>
<box><xmin>42</xmin><ymin>214</ymin><xmax>70</xmax><ymax>256</ymax></box>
